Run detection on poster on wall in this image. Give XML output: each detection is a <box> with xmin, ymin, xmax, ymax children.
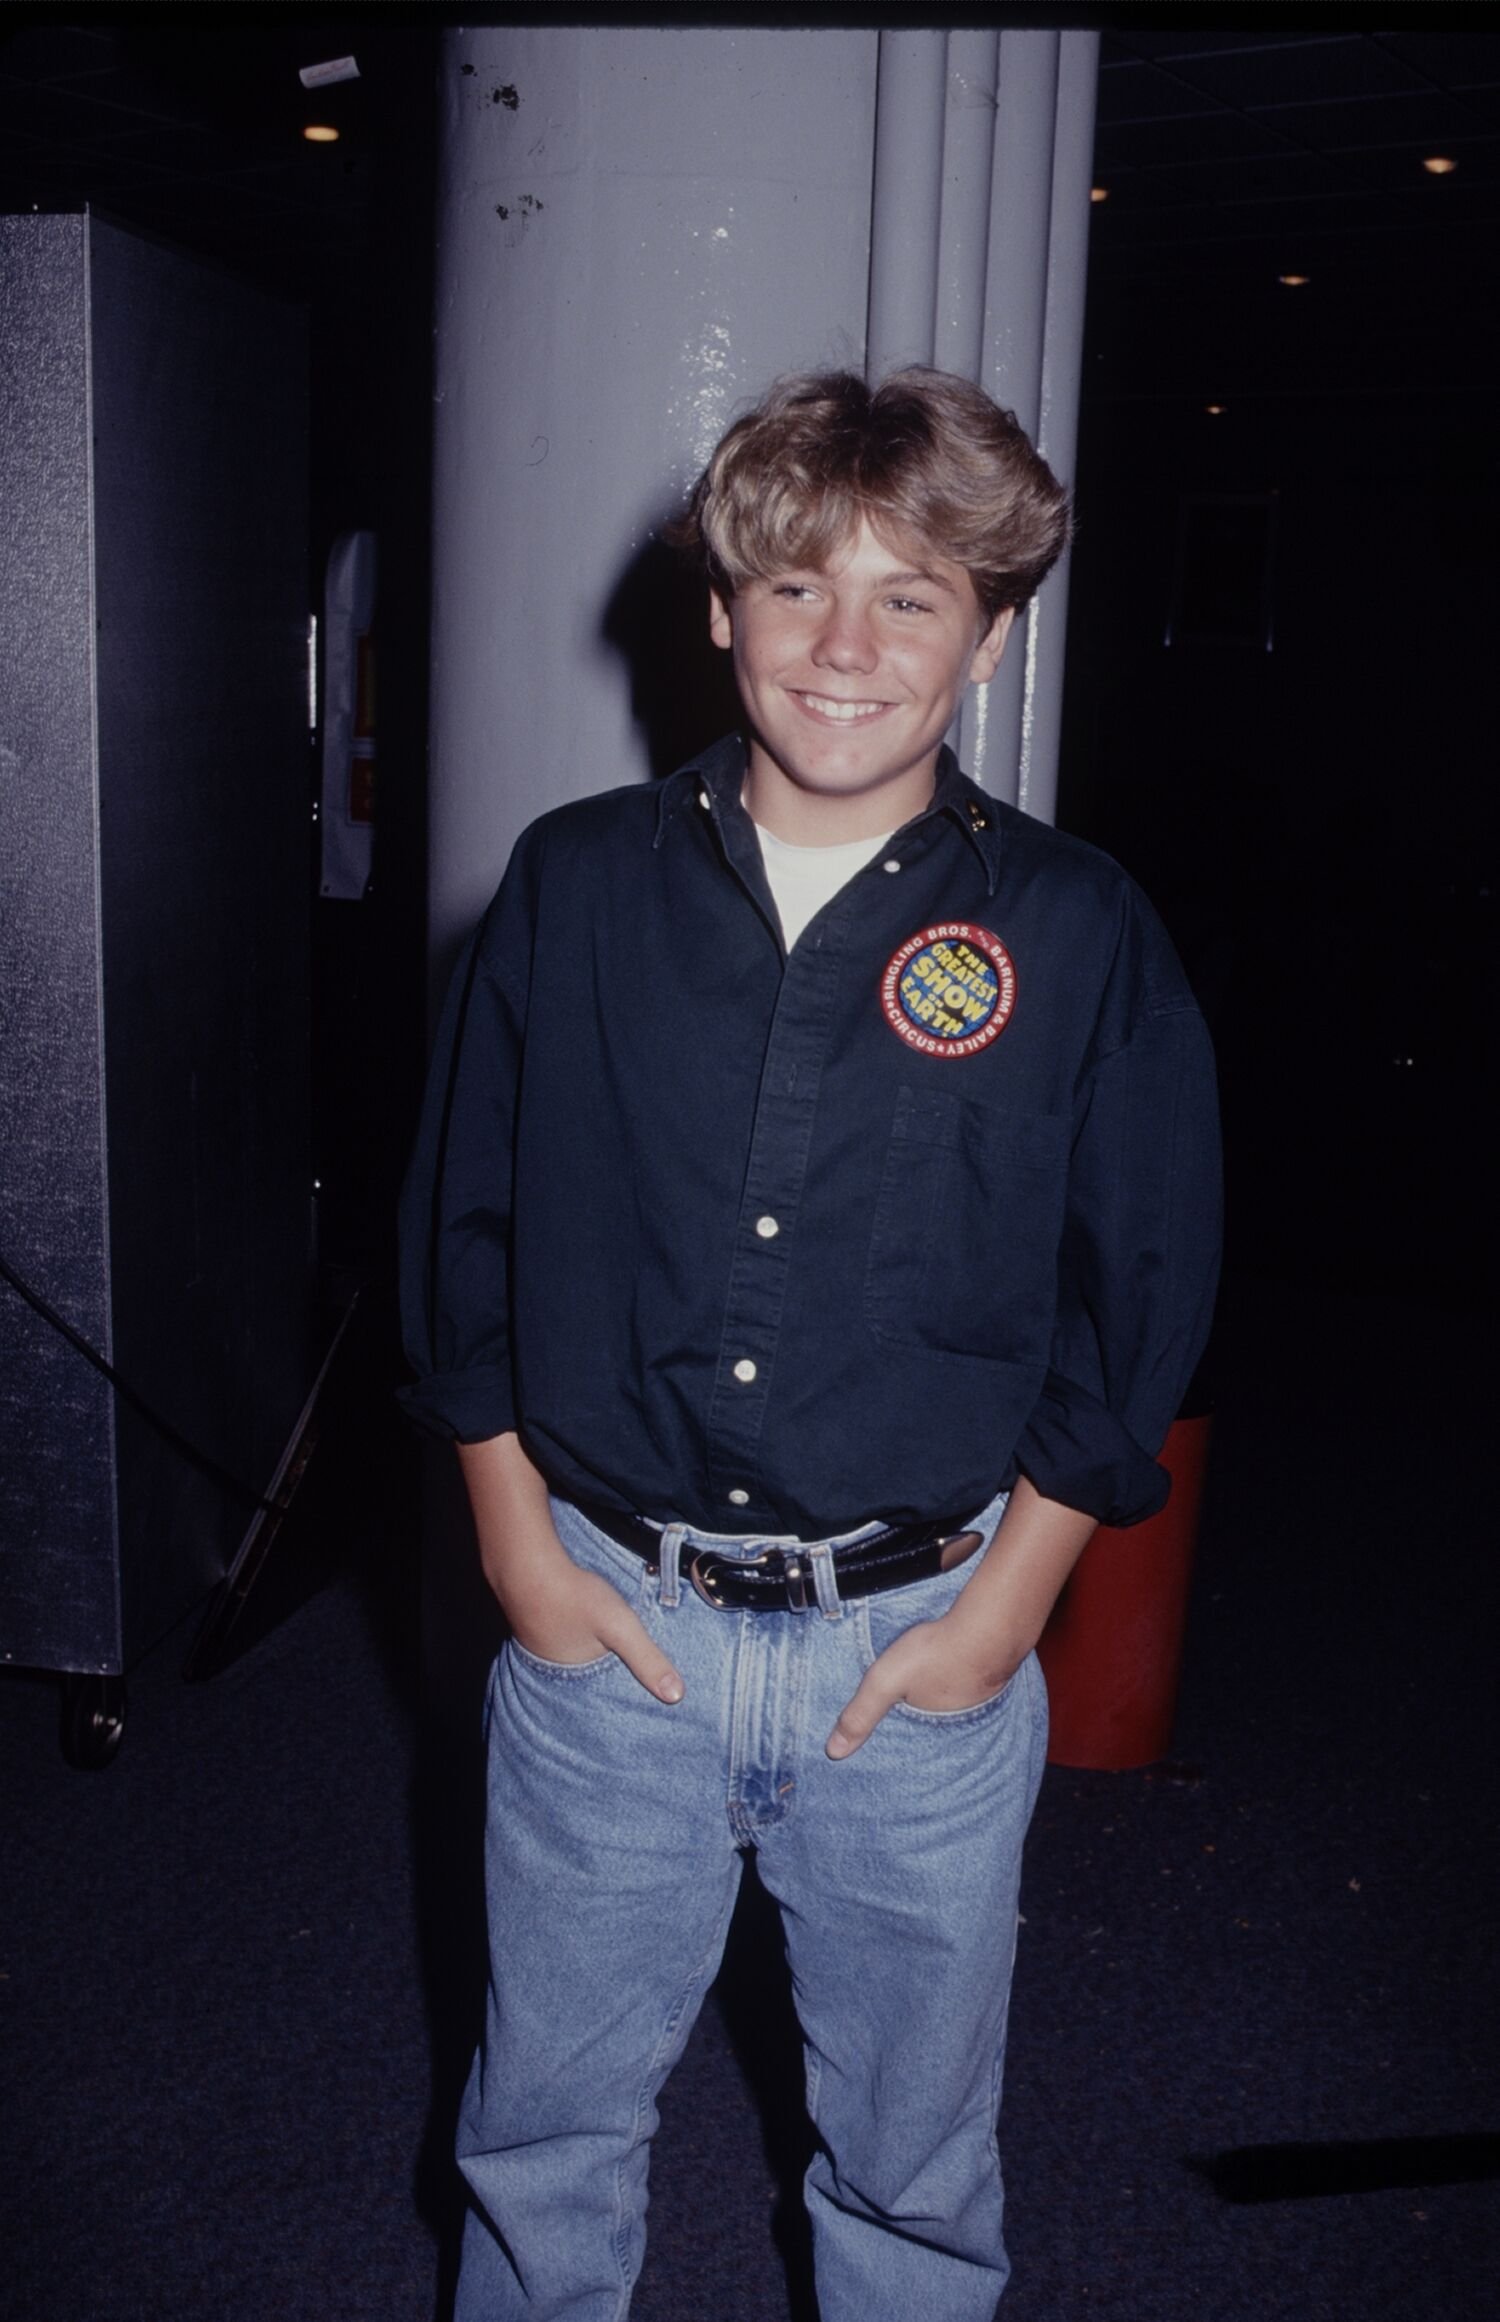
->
<box><xmin>319</xmin><ymin>529</ymin><xmax>376</xmax><ymax>899</ymax></box>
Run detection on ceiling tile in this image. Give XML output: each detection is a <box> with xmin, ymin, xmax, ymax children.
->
<box><xmin>1096</xmin><ymin>112</ymin><xmax>1294</xmax><ymax>172</ymax></box>
<box><xmin>1134</xmin><ymin>150</ymin><xmax>1365</xmax><ymax>209</ymax></box>
<box><xmin>1097</xmin><ymin>189</ymin><xmax>1401</xmax><ymax>256</ymax></box>
<box><xmin>1375</xmin><ymin>32</ymin><xmax>1500</xmax><ymax>91</ymax></box>
<box><xmin>0</xmin><ymin>24</ymin><xmax>120</xmax><ymax>84</ymax></box>
<box><xmin>1102</xmin><ymin>31</ymin><xmax>1314</xmax><ymax>65</ymax></box>
<box><xmin>1087</xmin><ymin>167</ymin><xmax>1197</xmax><ymax>214</ymax></box>
<box><xmin>0</xmin><ymin>75</ymin><xmax>199</xmax><ymax>147</ymax></box>
<box><xmin>5</xmin><ymin>151</ymin><xmax>167</xmax><ymax>197</ymax></box>
<box><xmin>1161</xmin><ymin>36</ymin><xmax>1428</xmax><ymax>110</ymax></box>
<box><xmin>1096</xmin><ymin>58</ymin><xmax>1228</xmax><ymax>127</ymax></box>
<box><xmin>1249</xmin><ymin>90</ymin><xmax>1494</xmax><ymax>150</ymax></box>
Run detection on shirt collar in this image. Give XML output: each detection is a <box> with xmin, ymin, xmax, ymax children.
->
<box><xmin>930</xmin><ymin>748</ymin><xmax>1005</xmax><ymax>893</ymax></box>
<box><xmin>656</xmin><ymin>732</ymin><xmax>1004</xmax><ymax>894</ymax></box>
<box><xmin>653</xmin><ymin>731</ymin><xmax>748</xmax><ymax>845</ymax></box>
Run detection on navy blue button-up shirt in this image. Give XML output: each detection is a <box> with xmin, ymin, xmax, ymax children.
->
<box><xmin>399</xmin><ymin>736</ymin><xmax>1221</xmax><ymax>1536</ymax></box>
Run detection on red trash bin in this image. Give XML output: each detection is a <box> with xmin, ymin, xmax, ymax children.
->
<box><xmin>1036</xmin><ymin>1413</ymin><xmax>1213</xmax><ymax>1770</ymax></box>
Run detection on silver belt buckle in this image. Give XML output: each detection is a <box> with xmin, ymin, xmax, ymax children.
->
<box><xmin>688</xmin><ymin>1543</ymin><xmax>811</xmax><ymax>1612</ymax></box>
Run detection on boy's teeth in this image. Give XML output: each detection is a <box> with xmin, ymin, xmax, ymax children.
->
<box><xmin>805</xmin><ymin>695</ymin><xmax>882</xmax><ymax>720</ymax></box>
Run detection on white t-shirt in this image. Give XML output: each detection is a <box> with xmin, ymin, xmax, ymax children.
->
<box><xmin>753</xmin><ymin>819</ymin><xmax>898</xmax><ymax>952</ymax></box>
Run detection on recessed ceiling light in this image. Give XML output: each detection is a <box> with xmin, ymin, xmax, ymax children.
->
<box><xmin>1423</xmin><ymin>155</ymin><xmax>1457</xmax><ymax>176</ymax></box>
<box><xmin>1205</xmin><ymin>404</ymin><xmax>1226</xmax><ymax>417</ymax></box>
<box><xmin>1090</xmin><ymin>186</ymin><xmax>1109</xmax><ymax>204</ymax></box>
<box><xmin>1278</xmin><ymin>273</ymin><xmax>1309</xmax><ymax>287</ymax></box>
<box><xmin>303</xmin><ymin>123</ymin><xmax>340</xmax><ymax>144</ymax></box>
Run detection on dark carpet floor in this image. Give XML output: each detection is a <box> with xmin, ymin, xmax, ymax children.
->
<box><xmin>3</xmin><ymin>1273</ymin><xmax>1496</xmax><ymax>2321</ymax></box>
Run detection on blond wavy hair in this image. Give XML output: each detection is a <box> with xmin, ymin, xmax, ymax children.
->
<box><xmin>673</xmin><ymin>366</ymin><xmax>1072</xmax><ymax>622</ymax></box>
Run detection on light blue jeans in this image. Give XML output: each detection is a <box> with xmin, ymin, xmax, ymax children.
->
<box><xmin>454</xmin><ymin>1490</ymin><xmax>1048</xmax><ymax>2322</ymax></box>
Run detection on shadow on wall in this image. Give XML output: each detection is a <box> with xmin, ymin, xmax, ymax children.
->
<box><xmin>601</xmin><ymin>529</ymin><xmax>743</xmax><ymax>780</ymax></box>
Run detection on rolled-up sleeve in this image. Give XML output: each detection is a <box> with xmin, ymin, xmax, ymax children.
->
<box><xmin>1012</xmin><ymin>998</ymin><xmax>1222</xmax><ymax>1527</ymax></box>
<box><xmin>397</xmin><ymin>889</ymin><xmax>529</xmax><ymax>1444</ymax></box>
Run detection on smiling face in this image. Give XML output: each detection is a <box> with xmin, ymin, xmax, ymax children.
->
<box><xmin>709</xmin><ymin>515</ymin><xmax>1013</xmax><ymax>844</ymax></box>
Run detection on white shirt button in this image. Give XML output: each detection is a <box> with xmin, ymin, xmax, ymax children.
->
<box><xmin>732</xmin><ymin>1358</ymin><xmax>757</xmax><ymax>1383</ymax></box>
<box><xmin>883</xmin><ymin>858</ymin><xmax>902</xmax><ymax>873</ymax></box>
<box><xmin>727</xmin><ymin>1488</ymin><xmax>750</xmax><ymax>1507</ymax></box>
<box><xmin>698</xmin><ymin>789</ymin><xmax>711</xmax><ymax>810</ymax></box>
<box><xmin>755</xmin><ymin>1215</ymin><xmax>780</xmax><ymax>1240</ymax></box>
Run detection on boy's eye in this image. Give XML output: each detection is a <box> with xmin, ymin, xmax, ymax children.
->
<box><xmin>771</xmin><ymin>582</ymin><xmax>817</xmax><ymax>601</ymax></box>
<box><xmin>888</xmin><ymin>596</ymin><xmax>933</xmax><ymax>616</ymax></box>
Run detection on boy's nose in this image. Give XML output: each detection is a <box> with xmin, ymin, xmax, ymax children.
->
<box><xmin>812</xmin><ymin>603</ymin><xmax>878</xmax><ymax>674</ymax></box>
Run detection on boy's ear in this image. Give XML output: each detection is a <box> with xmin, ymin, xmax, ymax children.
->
<box><xmin>969</xmin><ymin>606</ymin><xmax>1015</xmax><ymax>686</ymax></box>
<box><xmin>709</xmin><ymin>587</ymin><xmax>734</xmax><ymax>652</ymax></box>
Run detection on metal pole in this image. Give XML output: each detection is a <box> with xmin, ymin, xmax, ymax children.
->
<box><xmin>865</xmin><ymin>29</ymin><xmax>948</xmax><ymax>379</ymax></box>
<box><xmin>936</xmin><ymin>28</ymin><xmax>1000</xmax><ymax>384</ymax></box>
<box><xmin>983</xmin><ymin>30</ymin><xmax>1061</xmax><ymax>439</ymax></box>
<box><xmin>968</xmin><ymin>31</ymin><xmax>1061</xmax><ymax>806</ymax></box>
<box><xmin>950</xmin><ymin>28</ymin><xmax>1097</xmax><ymax>819</ymax></box>
<box><xmin>1023</xmin><ymin>30</ymin><xmax>1101</xmax><ymax>824</ymax></box>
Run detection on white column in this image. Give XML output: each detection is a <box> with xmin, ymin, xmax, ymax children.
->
<box><xmin>968</xmin><ymin>30</ymin><xmax>1099</xmax><ymax>819</ymax></box>
<box><xmin>864</xmin><ymin>30</ymin><xmax>947</xmax><ymax>380</ymax></box>
<box><xmin>428</xmin><ymin>21</ymin><xmax>1098</xmax><ymax>972</ymax></box>
<box><xmin>866</xmin><ymin>27</ymin><xmax>1099</xmax><ymax>821</ymax></box>
<box><xmin>1024</xmin><ymin>31</ymin><xmax>1102</xmax><ymax>825</ymax></box>
<box><xmin>428</xmin><ymin>23</ymin><xmax>878</xmax><ymax>963</ymax></box>
<box><xmin>936</xmin><ymin>29</ymin><xmax>1002</xmax><ymax>383</ymax></box>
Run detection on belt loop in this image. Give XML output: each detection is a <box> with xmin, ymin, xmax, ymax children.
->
<box><xmin>805</xmin><ymin>1538</ymin><xmax>844</xmax><ymax>1622</ymax></box>
<box><xmin>657</xmin><ymin>1523</ymin><xmax>687</xmax><ymax>1610</ymax></box>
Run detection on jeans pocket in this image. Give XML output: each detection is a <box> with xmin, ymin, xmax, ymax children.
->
<box><xmin>856</xmin><ymin>1591</ymin><xmax>1030</xmax><ymax>1726</ymax></box>
<box><xmin>883</xmin><ymin>1662</ymin><xmax>1025</xmax><ymax>1725</ymax></box>
<box><xmin>501</xmin><ymin>1498</ymin><xmax>653</xmax><ymax>1676</ymax></box>
<box><xmin>855</xmin><ymin>1517</ymin><xmax>1025</xmax><ymax>1724</ymax></box>
<box><xmin>505</xmin><ymin>1636</ymin><xmax>621</xmax><ymax>1680</ymax></box>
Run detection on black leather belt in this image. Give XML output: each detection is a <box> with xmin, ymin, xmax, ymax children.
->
<box><xmin>573</xmin><ymin>1502</ymin><xmax>983</xmax><ymax>1613</ymax></box>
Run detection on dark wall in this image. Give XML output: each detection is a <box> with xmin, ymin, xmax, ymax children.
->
<box><xmin>305</xmin><ymin>37</ymin><xmax>436</xmax><ymax>1294</ymax></box>
<box><xmin>90</xmin><ymin>219</ymin><xmax>313</xmax><ymax>1656</ymax></box>
<box><xmin>1058</xmin><ymin>287</ymin><xmax>1498</xmax><ymax>1308</ymax></box>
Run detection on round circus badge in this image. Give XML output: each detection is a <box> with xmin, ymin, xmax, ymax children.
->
<box><xmin>880</xmin><ymin>923</ymin><xmax>1016</xmax><ymax>1059</ymax></box>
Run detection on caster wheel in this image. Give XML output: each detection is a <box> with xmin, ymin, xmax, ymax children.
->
<box><xmin>60</xmin><ymin>1672</ymin><xmax>127</xmax><ymax>1769</ymax></box>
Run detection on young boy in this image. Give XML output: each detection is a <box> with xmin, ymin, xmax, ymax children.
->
<box><xmin>400</xmin><ymin>367</ymin><xmax>1221</xmax><ymax>2321</ymax></box>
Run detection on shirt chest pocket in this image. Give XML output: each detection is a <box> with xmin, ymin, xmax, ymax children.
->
<box><xmin>864</xmin><ymin>1085</ymin><xmax>1068</xmax><ymax>1364</ymax></box>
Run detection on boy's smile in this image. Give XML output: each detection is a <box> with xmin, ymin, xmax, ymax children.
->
<box><xmin>709</xmin><ymin>516</ymin><xmax>1013</xmax><ymax>843</ymax></box>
